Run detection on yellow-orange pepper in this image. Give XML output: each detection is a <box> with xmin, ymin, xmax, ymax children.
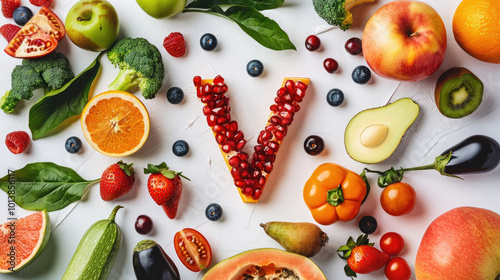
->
<box><xmin>303</xmin><ymin>163</ymin><xmax>368</xmax><ymax>225</ymax></box>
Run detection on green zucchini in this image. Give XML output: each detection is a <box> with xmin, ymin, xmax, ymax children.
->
<box><xmin>62</xmin><ymin>205</ymin><xmax>123</xmax><ymax>280</ymax></box>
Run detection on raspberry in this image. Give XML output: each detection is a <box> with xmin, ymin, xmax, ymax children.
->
<box><xmin>163</xmin><ymin>32</ymin><xmax>186</xmax><ymax>58</ymax></box>
<box><xmin>1</xmin><ymin>0</ymin><xmax>20</xmax><ymax>18</ymax></box>
<box><xmin>0</xmin><ymin>24</ymin><xmax>20</xmax><ymax>42</ymax></box>
<box><xmin>5</xmin><ymin>131</ymin><xmax>30</xmax><ymax>154</ymax></box>
<box><xmin>29</xmin><ymin>0</ymin><xmax>52</xmax><ymax>7</ymax></box>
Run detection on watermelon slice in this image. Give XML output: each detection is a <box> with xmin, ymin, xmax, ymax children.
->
<box><xmin>0</xmin><ymin>210</ymin><xmax>51</xmax><ymax>273</ymax></box>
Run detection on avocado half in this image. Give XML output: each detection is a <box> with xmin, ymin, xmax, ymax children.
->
<box><xmin>344</xmin><ymin>98</ymin><xmax>419</xmax><ymax>164</ymax></box>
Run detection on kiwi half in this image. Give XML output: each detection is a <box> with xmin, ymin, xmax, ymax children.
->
<box><xmin>435</xmin><ymin>67</ymin><xmax>483</xmax><ymax>119</ymax></box>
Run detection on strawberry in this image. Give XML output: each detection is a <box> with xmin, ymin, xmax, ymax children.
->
<box><xmin>0</xmin><ymin>24</ymin><xmax>20</xmax><ymax>42</ymax></box>
<box><xmin>29</xmin><ymin>0</ymin><xmax>52</xmax><ymax>7</ymax></box>
<box><xmin>163</xmin><ymin>32</ymin><xmax>186</xmax><ymax>58</ymax></box>
<box><xmin>1</xmin><ymin>0</ymin><xmax>20</xmax><ymax>18</ymax></box>
<box><xmin>5</xmin><ymin>131</ymin><xmax>30</xmax><ymax>154</ymax></box>
<box><xmin>100</xmin><ymin>161</ymin><xmax>135</xmax><ymax>201</ymax></box>
<box><xmin>144</xmin><ymin>162</ymin><xmax>190</xmax><ymax>219</ymax></box>
<box><xmin>337</xmin><ymin>234</ymin><xmax>390</xmax><ymax>278</ymax></box>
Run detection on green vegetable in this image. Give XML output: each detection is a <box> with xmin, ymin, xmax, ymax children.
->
<box><xmin>62</xmin><ymin>206</ymin><xmax>123</xmax><ymax>280</ymax></box>
<box><xmin>0</xmin><ymin>52</ymin><xmax>74</xmax><ymax>113</ymax></box>
<box><xmin>313</xmin><ymin>0</ymin><xmax>374</xmax><ymax>31</ymax></box>
<box><xmin>0</xmin><ymin>162</ymin><xmax>100</xmax><ymax>212</ymax></box>
<box><xmin>28</xmin><ymin>52</ymin><xmax>103</xmax><ymax>140</ymax></box>
<box><xmin>107</xmin><ymin>37</ymin><xmax>164</xmax><ymax>99</ymax></box>
<box><xmin>183</xmin><ymin>1</ymin><xmax>295</xmax><ymax>51</ymax></box>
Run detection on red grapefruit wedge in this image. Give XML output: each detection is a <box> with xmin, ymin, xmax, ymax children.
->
<box><xmin>0</xmin><ymin>210</ymin><xmax>51</xmax><ymax>273</ymax></box>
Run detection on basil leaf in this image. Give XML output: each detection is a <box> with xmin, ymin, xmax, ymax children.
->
<box><xmin>29</xmin><ymin>52</ymin><xmax>104</xmax><ymax>140</ymax></box>
<box><xmin>200</xmin><ymin>6</ymin><xmax>295</xmax><ymax>51</ymax></box>
<box><xmin>186</xmin><ymin>0</ymin><xmax>284</xmax><ymax>10</ymax></box>
<box><xmin>0</xmin><ymin>162</ymin><xmax>99</xmax><ymax>212</ymax></box>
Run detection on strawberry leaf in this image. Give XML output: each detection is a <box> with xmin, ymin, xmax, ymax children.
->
<box><xmin>344</xmin><ymin>264</ymin><xmax>357</xmax><ymax>279</ymax></box>
<box><xmin>117</xmin><ymin>161</ymin><xmax>135</xmax><ymax>177</ymax></box>
<box><xmin>143</xmin><ymin>162</ymin><xmax>191</xmax><ymax>181</ymax></box>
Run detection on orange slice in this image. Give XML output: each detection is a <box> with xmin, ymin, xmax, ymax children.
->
<box><xmin>0</xmin><ymin>210</ymin><xmax>50</xmax><ymax>273</ymax></box>
<box><xmin>81</xmin><ymin>90</ymin><xmax>150</xmax><ymax>157</ymax></box>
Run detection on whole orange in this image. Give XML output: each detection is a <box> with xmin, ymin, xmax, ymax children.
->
<box><xmin>453</xmin><ymin>0</ymin><xmax>500</xmax><ymax>63</ymax></box>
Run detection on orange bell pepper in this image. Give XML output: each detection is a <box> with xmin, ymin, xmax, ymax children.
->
<box><xmin>303</xmin><ymin>163</ymin><xmax>368</xmax><ymax>225</ymax></box>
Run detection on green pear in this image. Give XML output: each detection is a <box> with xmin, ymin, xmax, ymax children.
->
<box><xmin>260</xmin><ymin>221</ymin><xmax>328</xmax><ymax>257</ymax></box>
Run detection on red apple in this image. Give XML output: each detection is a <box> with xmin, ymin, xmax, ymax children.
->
<box><xmin>362</xmin><ymin>1</ymin><xmax>447</xmax><ymax>82</ymax></box>
<box><xmin>415</xmin><ymin>207</ymin><xmax>500</xmax><ymax>280</ymax></box>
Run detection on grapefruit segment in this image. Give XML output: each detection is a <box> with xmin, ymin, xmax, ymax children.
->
<box><xmin>0</xmin><ymin>210</ymin><xmax>50</xmax><ymax>273</ymax></box>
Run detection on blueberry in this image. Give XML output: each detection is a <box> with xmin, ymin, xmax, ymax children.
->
<box><xmin>13</xmin><ymin>6</ymin><xmax>33</xmax><ymax>26</ymax></box>
<box><xmin>326</xmin><ymin>88</ymin><xmax>344</xmax><ymax>107</ymax></box>
<box><xmin>304</xmin><ymin>135</ymin><xmax>324</xmax><ymax>155</ymax></box>
<box><xmin>246</xmin><ymin>59</ymin><xmax>264</xmax><ymax>77</ymax></box>
<box><xmin>167</xmin><ymin>87</ymin><xmax>184</xmax><ymax>104</ymax></box>
<box><xmin>205</xmin><ymin>203</ymin><xmax>223</xmax><ymax>221</ymax></box>
<box><xmin>352</xmin><ymin>65</ymin><xmax>372</xmax><ymax>84</ymax></box>
<box><xmin>65</xmin><ymin>136</ymin><xmax>82</xmax><ymax>154</ymax></box>
<box><xmin>359</xmin><ymin>215</ymin><xmax>378</xmax><ymax>234</ymax></box>
<box><xmin>200</xmin><ymin>33</ymin><xmax>217</xmax><ymax>51</ymax></box>
<box><xmin>172</xmin><ymin>140</ymin><xmax>189</xmax><ymax>157</ymax></box>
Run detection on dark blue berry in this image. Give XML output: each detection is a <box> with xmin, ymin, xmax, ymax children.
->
<box><xmin>205</xmin><ymin>203</ymin><xmax>223</xmax><ymax>221</ymax></box>
<box><xmin>13</xmin><ymin>6</ymin><xmax>33</xmax><ymax>26</ymax></box>
<box><xmin>167</xmin><ymin>87</ymin><xmax>184</xmax><ymax>104</ymax></box>
<box><xmin>326</xmin><ymin>88</ymin><xmax>344</xmax><ymax>107</ymax></box>
<box><xmin>246</xmin><ymin>60</ymin><xmax>264</xmax><ymax>77</ymax></box>
<box><xmin>352</xmin><ymin>65</ymin><xmax>372</xmax><ymax>84</ymax></box>
<box><xmin>65</xmin><ymin>136</ymin><xmax>82</xmax><ymax>154</ymax></box>
<box><xmin>304</xmin><ymin>135</ymin><xmax>324</xmax><ymax>155</ymax></box>
<box><xmin>359</xmin><ymin>215</ymin><xmax>377</xmax><ymax>234</ymax></box>
<box><xmin>172</xmin><ymin>140</ymin><xmax>189</xmax><ymax>157</ymax></box>
<box><xmin>200</xmin><ymin>33</ymin><xmax>217</xmax><ymax>51</ymax></box>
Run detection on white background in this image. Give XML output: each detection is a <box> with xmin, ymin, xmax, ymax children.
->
<box><xmin>1</xmin><ymin>0</ymin><xmax>499</xmax><ymax>279</ymax></box>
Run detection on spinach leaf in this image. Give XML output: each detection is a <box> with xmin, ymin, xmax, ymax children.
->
<box><xmin>0</xmin><ymin>162</ymin><xmax>99</xmax><ymax>212</ymax></box>
<box><xmin>29</xmin><ymin>52</ymin><xmax>103</xmax><ymax>140</ymax></box>
<box><xmin>190</xmin><ymin>6</ymin><xmax>295</xmax><ymax>51</ymax></box>
<box><xmin>186</xmin><ymin>0</ymin><xmax>284</xmax><ymax>10</ymax></box>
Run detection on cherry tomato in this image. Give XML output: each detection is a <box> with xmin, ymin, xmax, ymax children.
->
<box><xmin>380</xmin><ymin>182</ymin><xmax>416</xmax><ymax>216</ymax></box>
<box><xmin>380</xmin><ymin>232</ymin><xmax>404</xmax><ymax>255</ymax></box>
<box><xmin>4</xmin><ymin>7</ymin><xmax>65</xmax><ymax>58</ymax></box>
<box><xmin>173</xmin><ymin>228</ymin><xmax>212</xmax><ymax>272</ymax></box>
<box><xmin>385</xmin><ymin>257</ymin><xmax>411</xmax><ymax>280</ymax></box>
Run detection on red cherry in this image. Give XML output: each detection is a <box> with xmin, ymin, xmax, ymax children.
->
<box><xmin>345</xmin><ymin>37</ymin><xmax>362</xmax><ymax>55</ymax></box>
<box><xmin>323</xmin><ymin>58</ymin><xmax>339</xmax><ymax>74</ymax></box>
<box><xmin>305</xmin><ymin>35</ymin><xmax>321</xmax><ymax>51</ymax></box>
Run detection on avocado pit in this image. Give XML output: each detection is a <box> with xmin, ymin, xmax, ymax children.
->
<box><xmin>360</xmin><ymin>124</ymin><xmax>388</xmax><ymax>147</ymax></box>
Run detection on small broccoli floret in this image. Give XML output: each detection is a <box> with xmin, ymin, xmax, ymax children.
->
<box><xmin>1</xmin><ymin>52</ymin><xmax>75</xmax><ymax>113</ymax></box>
<box><xmin>313</xmin><ymin>0</ymin><xmax>374</xmax><ymax>31</ymax></box>
<box><xmin>107</xmin><ymin>37</ymin><xmax>164</xmax><ymax>99</ymax></box>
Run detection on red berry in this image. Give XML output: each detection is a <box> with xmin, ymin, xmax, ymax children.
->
<box><xmin>305</xmin><ymin>35</ymin><xmax>321</xmax><ymax>51</ymax></box>
<box><xmin>345</xmin><ymin>37</ymin><xmax>362</xmax><ymax>55</ymax></box>
<box><xmin>29</xmin><ymin>0</ymin><xmax>52</xmax><ymax>6</ymax></box>
<box><xmin>163</xmin><ymin>32</ymin><xmax>186</xmax><ymax>58</ymax></box>
<box><xmin>1</xmin><ymin>0</ymin><xmax>20</xmax><ymax>18</ymax></box>
<box><xmin>323</xmin><ymin>58</ymin><xmax>339</xmax><ymax>74</ymax></box>
<box><xmin>0</xmin><ymin>24</ymin><xmax>20</xmax><ymax>42</ymax></box>
<box><xmin>5</xmin><ymin>131</ymin><xmax>30</xmax><ymax>154</ymax></box>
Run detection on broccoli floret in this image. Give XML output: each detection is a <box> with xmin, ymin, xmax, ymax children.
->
<box><xmin>313</xmin><ymin>0</ymin><xmax>374</xmax><ymax>31</ymax></box>
<box><xmin>1</xmin><ymin>52</ymin><xmax>75</xmax><ymax>113</ymax></box>
<box><xmin>107</xmin><ymin>37</ymin><xmax>164</xmax><ymax>99</ymax></box>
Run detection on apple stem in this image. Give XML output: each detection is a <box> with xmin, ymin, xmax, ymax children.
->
<box><xmin>410</xmin><ymin>32</ymin><xmax>420</xmax><ymax>37</ymax></box>
<box><xmin>77</xmin><ymin>17</ymin><xmax>90</xmax><ymax>22</ymax></box>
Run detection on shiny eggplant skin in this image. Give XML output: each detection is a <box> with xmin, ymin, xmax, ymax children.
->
<box><xmin>441</xmin><ymin>135</ymin><xmax>500</xmax><ymax>174</ymax></box>
<box><xmin>133</xmin><ymin>240</ymin><xmax>180</xmax><ymax>280</ymax></box>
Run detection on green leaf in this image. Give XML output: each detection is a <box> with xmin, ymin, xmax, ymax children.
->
<box><xmin>29</xmin><ymin>53</ymin><xmax>103</xmax><ymax>140</ymax></box>
<box><xmin>186</xmin><ymin>0</ymin><xmax>284</xmax><ymax>10</ymax></box>
<box><xmin>0</xmin><ymin>162</ymin><xmax>99</xmax><ymax>212</ymax></box>
<box><xmin>344</xmin><ymin>264</ymin><xmax>357</xmax><ymax>278</ymax></box>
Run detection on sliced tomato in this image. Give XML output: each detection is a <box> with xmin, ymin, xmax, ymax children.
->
<box><xmin>4</xmin><ymin>7</ymin><xmax>65</xmax><ymax>58</ymax></box>
<box><xmin>174</xmin><ymin>228</ymin><xmax>212</xmax><ymax>272</ymax></box>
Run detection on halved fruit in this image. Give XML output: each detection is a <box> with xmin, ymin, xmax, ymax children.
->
<box><xmin>194</xmin><ymin>76</ymin><xmax>310</xmax><ymax>202</ymax></box>
<box><xmin>81</xmin><ymin>90</ymin><xmax>150</xmax><ymax>157</ymax></box>
<box><xmin>0</xmin><ymin>210</ymin><xmax>51</xmax><ymax>273</ymax></box>
<box><xmin>202</xmin><ymin>248</ymin><xmax>326</xmax><ymax>280</ymax></box>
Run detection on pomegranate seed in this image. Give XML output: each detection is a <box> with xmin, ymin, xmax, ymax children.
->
<box><xmin>252</xmin><ymin>187</ymin><xmax>263</xmax><ymax>200</ymax></box>
<box><xmin>258</xmin><ymin>176</ymin><xmax>266</xmax><ymax>186</ymax></box>
<box><xmin>231</xmin><ymin>167</ymin><xmax>241</xmax><ymax>179</ymax></box>
<box><xmin>265</xmin><ymin>125</ymin><xmax>274</xmax><ymax>132</ymax></box>
<box><xmin>296</xmin><ymin>81</ymin><xmax>307</xmax><ymax>91</ymax></box>
<box><xmin>258</xmin><ymin>131</ymin><xmax>272</xmax><ymax>143</ymax></box>
<box><xmin>229</xmin><ymin>156</ymin><xmax>241</xmax><ymax>167</ymax></box>
<box><xmin>295</xmin><ymin>88</ymin><xmax>306</xmax><ymax>99</ymax></box>
<box><xmin>242</xmin><ymin>186</ymin><xmax>253</xmax><ymax>196</ymax></box>
<box><xmin>274</xmin><ymin>131</ymin><xmax>285</xmax><ymax>140</ymax></box>
<box><xmin>252</xmin><ymin>169</ymin><xmax>261</xmax><ymax>179</ymax></box>
<box><xmin>282</xmin><ymin>93</ymin><xmax>293</xmax><ymax>102</ymax></box>
<box><xmin>202</xmin><ymin>83</ymin><xmax>212</xmax><ymax>94</ymax></box>
<box><xmin>270</xmin><ymin>104</ymin><xmax>279</xmax><ymax>112</ymax></box>
<box><xmin>264</xmin><ymin>162</ymin><xmax>273</xmax><ymax>173</ymax></box>
<box><xmin>221</xmin><ymin>85</ymin><xmax>228</xmax><ymax>93</ymax></box>
<box><xmin>277</xmin><ymin>88</ymin><xmax>287</xmax><ymax>96</ymax></box>
<box><xmin>254</xmin><ymin>145</ymin><xmax>265</xmax><ymax>153</ymax></box>
<box><xmin>214</xmin><ymin>99</ymin><xmax>227</xmax><ymax>108</ymax></box>
<box><xmin>225</xmin><ymin>121</ymin><xmax>238</xmax><ymax>132</ymax></box>
<box><xmin>214</xmin><ymin>75</ymin><xmax>224</xmax><ymax>84</ymax></box>
<box><xmin>234</xmin><ymin>131</ymin><xmax>244</xmax><ymax>141</ymax></box>
<box><xmin>212</xmin><ymin>86</ymin><xmax>221</xmax><ymax>93</ymax></box>
<box><xmin>236</xmin><ymin>139</ymin><xmax>246</xmax><ymax>151</ymax></box>
<box><xmin>207</xmin><ymin>115</ymin><xmax>216</xmax><ymax>127</ymax></box>
<box><xmin>216</xmin><ymin>116</ymin><xmax>229</xmax><ymax>125</ymax></box>
<box><xmin>245</xmin><ymin>179</ymin><xmax>256</xmax><ymax>188</ymax></box>
<box><xmin>285</xmin><ymin>80</ymin><xmax>295</xmax><ymax>92</ymax></box>
<box><xmin>279</xmin><ymin>111</ymin><xmax>293</xmax><ymax>120</ymax></box>
<box><xmin>270</xmin><ymin>116</ymin><xmax>281</xmax><ymax>125</ymax></box>
<box><xmin>254</xmin><ymin>161</ymin><xmax>264</xmax><ymax>170</ymax></box>
<box><xmin>197</xmin><ymin>87</ymin><xmax>204</xmax><ymax>98</ymax></box>
<box><xmin>264</xmin><ymin>147</ymin><xmax>275</xmax><ymax>156</ymax></box>
<box><xmin>267</xmin><ymin>154</ymin><xmax>276</xmax><ymax>163</ymax></box>
<box><xmin>203</xmin><ymin>106</ymin><xmax>212</xmax><ymax>116</ymax></box>
<box><xmin>238</xmin><ymin>152</ymin><xmax>248</xmax><ymax>161</ymax></box>
<box><xmin>268</xmin><ymin>141</ymin><xmax>279</xmax><ymax>150</ymax></box>
<box><xmin>240</xmin><ymin>170</ymin><xmax>250</xmax><ymax>179</ymax></box>
<box><xmin>193</xmin><ymin>76</ymin><xmax>202</xmax><ymax>86</ymax></box>
<box><xmin>283</xmin><ymin>103</ymin><xmax>295</xmax><ymax>113</ymax></box>
<box><xmin>240</xmin><ymin>161</ymin><xmax>249</xmax><ymax>169</ymax></box>
<box><xmin>213</xmin><ymin>124</ymin><xmax>224</xmax><ymax>133</ymax></box>
<box><xmin>235</xmin><ymin>180</ymin><xmax>245</xmax><ymax>188</ymax></box>
<box><xmin>257</xmin><ymin>154</ymin><xmax>266</xmax><ymax>162</ymax></box>
<box><xmin>216</xmin><ymin>133</ymin><xmax>227</xmax><ymax>145</ymax></box>
<box><xmin>225</xmin><ymin>131</ymin><xmax>235</xmax><ymax>140</ymax></box>
<box><xmin>274</xmin><ymin>97</ymin><xmax>284</xmax><ymax>104</ymax></box>
<box><xmin>294</xmin><ymin>104</ymin><xmax>301</xmax><ymax>112</ymax></box>
<box><xmin>201</xmin><ymin>94</ymin><xmax>214</xmax><ymax>103</ymax></box>
<box><xmin>222</xmin><ymin>144</ymin><xmax>232</xmax><ymax>153</ymax></box>
<box><xmin>277</xmin><ymin>104</ymin><xmax>284</xmax><ymax>111</ymax></box>
<box><xmin>227</xmin><ymin>140</ymin><xmax>236</xmax><ymax>150</ymax></box>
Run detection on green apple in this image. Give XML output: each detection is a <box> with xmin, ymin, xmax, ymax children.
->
<box><xmin>136</xmin><ymin>0</ymin><xmax>186</xmax><ymax>19</ymax></box>
<box><xmin>65</xmin><ymin>0</ymin><xmax>119</xmax><ymax>52</ymax></box>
